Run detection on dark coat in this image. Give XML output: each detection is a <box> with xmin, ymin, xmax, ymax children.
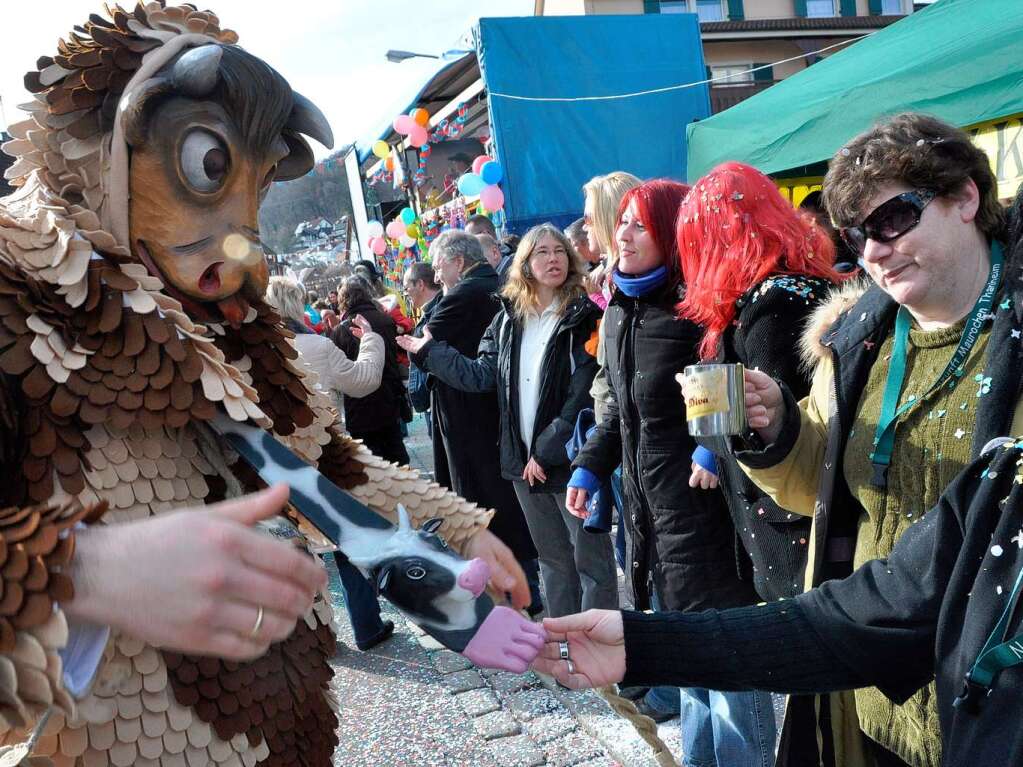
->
<box><xmin>574</xmin><ymin>282</ymin><xmax>758</xmax><ymax>613</ymax></box>
<box><xmin>423</xmin><ymin>262</ymin><xmax>536</xmax><ymax>561</ymax></box>
<box><xmin>738</xmin><ymin>253</ymin><xmax>1023</xmax><ymax>767</ymax></box>
<box><xmin>713</xmin><ymin>275</ymin><xmax>831</xmax><ymax>602</ymax></box>
<box><xmin>417</xmin><ymin>294</ymin><xmax>599</xmax><ymax>494</ymax></box>
<box><xmin>330</xmin><ymin>298</ymin><xmax>404</xmax><ymax>436</ymax></box>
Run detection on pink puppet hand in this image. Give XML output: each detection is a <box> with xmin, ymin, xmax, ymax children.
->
<box><xmin>461</xmin><ymin>606</ymin><xmax>546</xmax><ymax>673</ymax></box>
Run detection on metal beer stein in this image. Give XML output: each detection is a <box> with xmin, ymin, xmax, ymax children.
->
<box><xmin>678</xmin><ymin>363</ymin><xmax>747</xmax><ymax>437</ymax></box>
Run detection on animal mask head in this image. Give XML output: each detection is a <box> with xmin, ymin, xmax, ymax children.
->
<box><xmin>7</xmin><ymin>3</ymin><xmax>332</xmax><ymax>328</ymax></box>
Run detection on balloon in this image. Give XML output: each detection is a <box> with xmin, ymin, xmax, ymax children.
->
<box><xmin>386</xmin><ymin>220</ymin><xmax>407</xmax><ymax>239</ymax></box>
<box><xmin>400</xmin><ymin>207</ymin><xmax>416</xmax><ymax>225</ymax></box>
<box><xmin>385</xmin><ymin>156</ymin><xmax>395</xmax><ymax>171</ymax></box>
<box><xmin>406</xmin><ymin>224</ymin><xmax>420</xmax><ymax>238</ymax></box>
<box><xmin>370</xmin><ymin>237</ymin><xmax>386</xmax><ymax>256</ymax></box>
<box><xmin>480</xmin><ymin>185</ymin><xmax>505</xmax><ymax>211</ymax></box>
<box><xmin>472</xmin><ymin>155</ymin><xmax>492</xmax><ymax>175</ymax></box>
<box><xmin>408</xmin><ymin>125</ymin><xmax>428</xmax><ymax>148</ymax></box>
<box><xmin>372</xmin><ymin>140</ymin><xmax>389</xmax><ymax>159</ymax></box>
<box><xmin>457</xmin><ymin>173</ymin><xmax>485</xmax><ymax>197</ymax></box>
<box><xmin>399</xmin><ymin>234</ymin><xmax>415</xmax><ymax>249</ymax></box>
<box><xmin>480</xmin><ymin>161</ymin><xmax>503</xmax><ymax>185</ymax></box>
<box><xmin>366</xmin><ymin>220</ymin><xmax>384</xmax><ymax>238</ymax></box>
<box><xmin>411</xmin><ymin>108</ymin><xmax>430</xmax><ymax>127</ymax></box>
<box><xmin>393</xmin><ymin>115</ymin><xmax>415</xmax><ymax>135</ymax></box>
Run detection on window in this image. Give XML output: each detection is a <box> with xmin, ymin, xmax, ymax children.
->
<box><xmin>710</xmin><ymin>64</ymin><xmax>753</xmax><ymax>87</ymax></box>
<box><xmin>659</xmin><ymin>0</ymin><xmax>687</xmax><ymax>12</ymax></box>
<box><xmin>805</xmin><ymin>0</ymin><xmax>836</xmax><ymax>16</ymax></box>
<box><xmin>694</xmin><ymin>0</ymin><xmax>725</xmax><ymax>21</ymax></box>
<box><xmin>881</xmin><ymin>0</ymin><xmax>903</xmax><ymax>12</ymax></box>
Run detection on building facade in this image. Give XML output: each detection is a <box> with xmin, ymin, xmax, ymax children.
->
<box><xmin>535</xmin><ymin>0</ymin><xmax>914</xmax><ymax>112</ymax></box>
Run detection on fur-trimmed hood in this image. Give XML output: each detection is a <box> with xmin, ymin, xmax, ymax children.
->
<box><xmin>799</xmin><ymin>277</ymin><xmax>871</xmax><ymax>372</ymax></box>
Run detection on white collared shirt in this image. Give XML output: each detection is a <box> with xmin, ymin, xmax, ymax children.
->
<box><xmin>518</xmin><ymin>303</ymin><xmax>560</xmax><ymax>451</ymax></box>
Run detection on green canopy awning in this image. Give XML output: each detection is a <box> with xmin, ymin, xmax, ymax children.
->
<box><xmin>686</xmin><ymin>0</ymin><xmax>1023</xmax><ymax>180</ymax></box>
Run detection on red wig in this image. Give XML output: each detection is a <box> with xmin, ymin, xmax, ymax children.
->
<box><xmin>616</xmin><ymin>179</ymin><xmax>690</xmax><ymax>288</ymax></box>
<box><xmin>676</xmin><ymin>162</ymin><xmax>842</xmax><ymax>360</ymax></box>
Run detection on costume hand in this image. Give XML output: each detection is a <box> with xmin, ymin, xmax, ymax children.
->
<box><xmin>689</xmin><ymin>462</ymin><xmax>719</xmax><ymax>490</ymax></box>
<box><xmin>66</xmin><ymin>484</ymin><xmax>327</xmax><ymax>661</ymax></box>
<box><xmin>396</xmin><ymin>326</ymin><xmax>431</xmax><ymax>355</ymax></box>
<box><xmin>745</xmin><ymin>368</ymin><xmax>785</xmax><ymax>444</ymax></box>
<box><xmin>522</xmin><ymin>457</ymin><xmax>547</xmax><ymax>487</ymax></box>
<box><xmin>532</xmin><ymin>610</ymin><xmax>626</xmax><ymax>689</ymax></box>
<box><xmin>565</xmin><ymin>487</ymin><xmax>589</xmax><ymax>519</ymax></box>
<box><xmin>463</xmin><ymin>529</ymin><xmax>531</xmax><ymax>610</ymax></box>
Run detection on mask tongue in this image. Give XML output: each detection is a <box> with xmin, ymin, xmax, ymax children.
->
<box><xmin>217</xmin><ymin>294</ymin><xmax>250</xmax><ymax>329</ymax></box>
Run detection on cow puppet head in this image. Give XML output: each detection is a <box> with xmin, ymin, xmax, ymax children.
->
<box><xmin>347</xmin><ymin>506</ymin><xmax>491</xmax><ymax>631</ymax></box>
<box><xmin>121</xmin><ymin>43</ymin><xmax>333</xmax><ymax>328</ymax></box>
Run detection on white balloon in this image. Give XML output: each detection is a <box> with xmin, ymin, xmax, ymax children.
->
<box><xmin>399</xmin><ymin>234</ymin><xmax>416</xmax><ymax>248</ymax></box>
<box><xmin>366</xmin><ymin>220</ymin><xmax>384</xmax><ymax>238</ymax></box>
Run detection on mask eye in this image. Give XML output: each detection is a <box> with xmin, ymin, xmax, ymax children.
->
<box><xmin>406</xmin><ymin>565</ymin><xmax>427</xmax><ymax>581</ymax></box>
<box><xmin>180</xmin><ymin>129</ymin><xmax>230</xmax><ymax>193</ymax></box>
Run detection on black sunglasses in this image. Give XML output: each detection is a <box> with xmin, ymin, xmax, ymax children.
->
<box><xmin>840</xmin><ymin>189</ymin><xmax>937</xmax><ymax>254</ymax></box>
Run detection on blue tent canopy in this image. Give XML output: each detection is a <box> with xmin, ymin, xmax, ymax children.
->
<box><xmin>476</xmin><ymin>14</ymin><xmax>710</xmax><ymax>233</ymax></box>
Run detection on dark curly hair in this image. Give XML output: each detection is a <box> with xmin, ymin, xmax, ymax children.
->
<box><xmin>823</xmin><ymin>113</ymin><xmax>1005</xmax><ymax>241</ymax></box>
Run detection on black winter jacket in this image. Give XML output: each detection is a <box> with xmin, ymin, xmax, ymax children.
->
<box><xmin>417</xmin><ymin>295</ymin><xmax>600</xmax><ymax>493</ymax></box>
<box><xmin>622</xmin><ymin>440</ymin><xmax>1023</xmax><ymax>767</ymax></box>
<box><xmin>330</xmin><ymin>299</ymin><xmax>404</xmax><ymax>435</ymax></box>
<box><xmin>574</xmin><ymin>282</ymin><xmax>758</xmax><ymax>612</ymax></box>
<box><xmin>712</xmin><ymin>275</ymin><xmax>831</xmax><ymax>602</ymax></box>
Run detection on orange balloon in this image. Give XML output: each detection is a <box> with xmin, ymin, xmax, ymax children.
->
<box><xmin>411</xmin><ymin>108</ymin><xmax>430</xmax><ymax>127</ymax></box>
<box><xmin>385</xmin><ymin>156</ymin><xmax>395</xmax><ymax>171</ymax></box>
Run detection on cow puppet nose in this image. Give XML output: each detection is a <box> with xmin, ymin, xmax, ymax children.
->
<box><xmin>457</xmin><ymin>558</ymin><xmax>490</xmax><ymax>598</ymax></box>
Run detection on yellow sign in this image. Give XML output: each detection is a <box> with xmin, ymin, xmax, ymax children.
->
<box><xmin>774</xmin><ymin>113</ymin><xmax>1023</xmax><ymax>203</ymax></box>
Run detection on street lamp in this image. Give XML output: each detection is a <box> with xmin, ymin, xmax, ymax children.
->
<box><xmin>385</xmin><ymin>49</ymin><xmax>438</xmax><ymax>63</ymax></box>
<box><xmin>385</xmin><ymin>49</ymin><xmax>473</xmax><ymax>63</ymax></box>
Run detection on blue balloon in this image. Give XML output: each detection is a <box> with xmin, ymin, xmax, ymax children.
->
<box><xmin>457</xmin><ymin>173</ymin><xmax>485</xmax><ymax>197</ymax></box>
<box><xmin>400</xmin><ymin>207</ymin><xmax>416</xmax><ymax>225</ymax></box>
<box><xmin>480</xmin><ymin>161</ymin><xmax>503</xmax><ymax>185</ymax></box>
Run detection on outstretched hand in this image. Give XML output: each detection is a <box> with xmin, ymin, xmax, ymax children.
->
<box><xmin>396</xmin><ymin>326</ymin><xmax>431</xmax><ymax>355</ymax></box>
<box><xmin>463</xmin><ymin>528</ymin><xmax>531</xmax><ymax>610</ymax></box>
<box><xmin>532</xmin><ymin>610</ymin><xmax>626</xmax><ymax>689</ymax></box>
<box><xmin>67</xmin><ymin>485</ymin><xmax>327</xmax><ymax>661</ymax></box>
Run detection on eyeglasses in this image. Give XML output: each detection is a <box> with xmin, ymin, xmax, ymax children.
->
<box><xmin>840</xmin><ymin>189</ymin><xmax>937</xmax><ymax>254</ymax></box>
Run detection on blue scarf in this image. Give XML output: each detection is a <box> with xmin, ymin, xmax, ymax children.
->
<box><xmin>612</xmin><ymin>265</ymin><xmax>668</xmax><ymax>297</ymax></box>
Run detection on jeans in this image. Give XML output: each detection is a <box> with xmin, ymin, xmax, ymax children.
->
<box><xmin>679</xmin><ymin>687</ymin><xmax>777</xmax><ymax>767</ymax></box>
<box><xmin>332</xmin><ymin>551</ymin><xmax>387</xmax><ymax>647</ymax></box>
<box><xmin>512</xmin><ymin>483</ymin><xmax>619</xmax><ymax>617</ymax></box>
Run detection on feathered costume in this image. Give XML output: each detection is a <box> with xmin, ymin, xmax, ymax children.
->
<box><xmin>0</xmin><ymin>3</ymin><xmax>496</xmax><ymax>765</ymax></box>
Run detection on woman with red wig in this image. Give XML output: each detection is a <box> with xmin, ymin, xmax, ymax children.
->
<box><xmin>566</xmin><ymin>180</ymin><xmax>768</xmax><ymax>749</ymax></box>
<box><xmin>678</xmin><ymin>161</ymin><xmax>842</xmax><ymax>605</ymax></box>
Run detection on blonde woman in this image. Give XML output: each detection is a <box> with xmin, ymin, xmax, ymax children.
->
<box><xmin>265</xmin><ymin>276</ymin><xmax>384</xmax><ymax>399</ymax></box>
<box><xmin>399</xmin><ymin>224</ymin><xmax>618</xmax><ymax>617</ymax></box>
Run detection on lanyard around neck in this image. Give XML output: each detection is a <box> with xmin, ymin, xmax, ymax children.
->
<box><xmin>868</xmin><ymin>242</ymin><xmax>1004</xmax><ymax>488</ymax></box>
<box><xmin>954</xmin><ymin>561</ymin><xmax>1023</xmax><ymax>714</ymax></box>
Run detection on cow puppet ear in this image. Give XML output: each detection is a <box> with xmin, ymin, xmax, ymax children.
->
<box><xmin>375</xmin><ymin>565</ymin><xmax>393</xmax><ymax>595</ymax></box>
<box><xmin>421</xmin><ymin>518</ymin><xmax>444</xmax><ymax>535</ymax></box>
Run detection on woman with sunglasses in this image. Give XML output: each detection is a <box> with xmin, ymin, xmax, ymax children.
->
<box><xmin>728</xmin><ymin>113</ymin><xmax>1020</xmax><ymax>767</ymax></box>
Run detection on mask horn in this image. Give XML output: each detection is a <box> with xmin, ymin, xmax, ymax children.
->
<box><xmin>396</xmin><ymin>504</ymin><xmax>412</xmax><ymax>533</ymax></box>
<box><xmin>287</xmin><ymin>91</ymin><xmax>334</xmax><ymax>149</ymax></box>
<box><xmin>171</xmin><ymin>45</ymin><xmax>223</xmax><ymax>98</ymax></box>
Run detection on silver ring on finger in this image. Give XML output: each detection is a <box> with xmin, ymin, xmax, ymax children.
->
<box><xmin>249</xmin><ymin>606</ymin><xmax>265</xmax><ymax>639</ymax></box>
<box><xmin>558</xmin><ymin>640</ymin><xmax>570</xmax><ymax>660</ymax></box>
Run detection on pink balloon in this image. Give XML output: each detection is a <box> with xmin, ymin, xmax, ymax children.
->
<box><xmin>393</xmin><ymin>115</ymin><xmax>415</xmax><ymax>135</ymax></box>
<box><xmin>386</xmin><ymin>220</ymin><xmax>407</xmax><ymax>239</ymax></box>
<box><xmin>472</xmin><ymin>155</ymin><xmax>493</xmax><ymax>175</ymax></box>
<box><xmin>370</xmin><ymin>237</ymin><xmax>386</xmax><ymax>255</ymax></box>
<box><xmin>479</xmin><ymin>184</ymin><xmax>504</xmax><ymax>211</ymax></box>
<box><xmin>408</xmin><ymin>125</ymin><xmax>429</xmax><ymax>148</ymax></box>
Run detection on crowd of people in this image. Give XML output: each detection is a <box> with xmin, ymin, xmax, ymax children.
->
<box><xmin>261</xmin><ymin>110</ymin><xmax>1023</xmax><ymax>767</ymax></box>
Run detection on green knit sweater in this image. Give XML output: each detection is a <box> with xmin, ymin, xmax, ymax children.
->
<box><xmin>844</xmin><ymin>318</ymin><xmax>990</xmax><ymax>767</ymax></box>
